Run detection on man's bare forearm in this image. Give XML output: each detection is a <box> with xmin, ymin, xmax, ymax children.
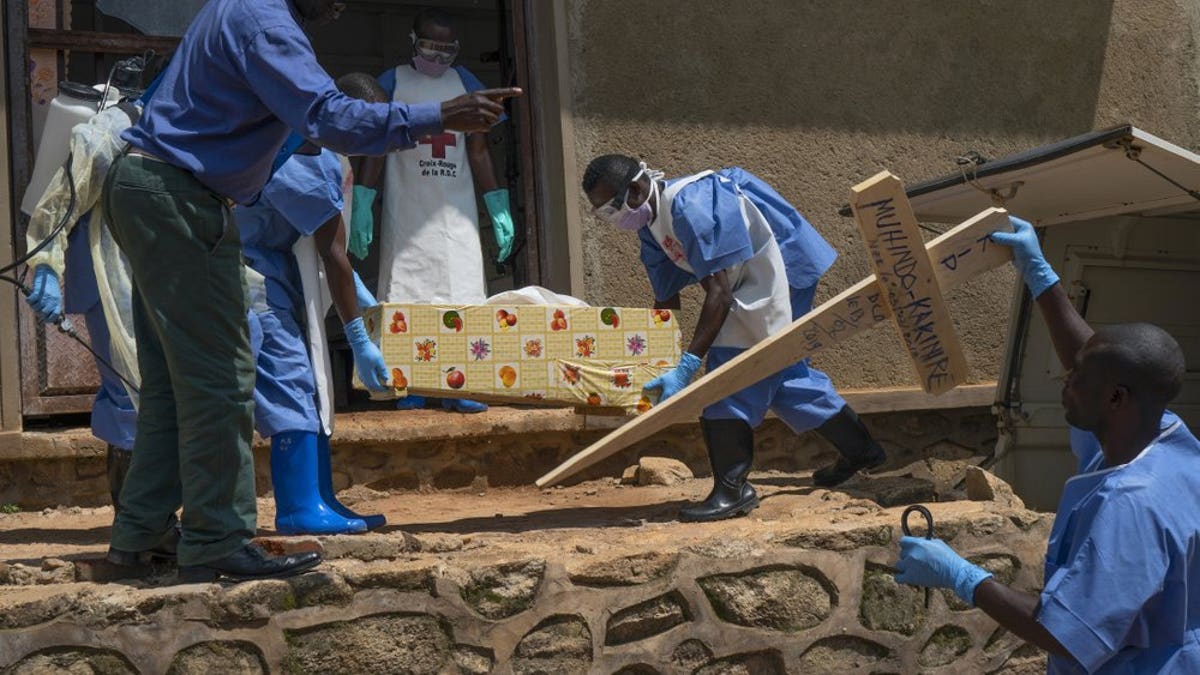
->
<box><xmin>313</xmin><ymin>215</ymin><xmax>359</xmax><ymax>324</ymax></box>
<box><xmin>973</xmin><ymin>579</ymin><xmax>1072</xmax><ymax>660</ymax></box>
<box><xmin>686</xmin><ymin>273</ymin><xmax>733</xmax><ymax>358</ymax></box>
<box><xmin>1034</xmin><ymin>284</ymin><xmax>1094</xmax><ymax>371</ymax></box>
<box><xmin>467</xmin><ymin>132</ymin><xmax>499</xmax><ymax>193</ymax></box>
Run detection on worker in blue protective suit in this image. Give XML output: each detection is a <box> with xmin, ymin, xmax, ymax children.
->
<box><xmin>239</xmin><ymin>130</ymin><xmax>391</xmax><ymax>535</ymax></box>
<box><xmin>101</xmin><ymin>0</ymin><xmax>519</xmax><ymax>583</ymax></box>
<box><xmin>372</xmin><ymin>8</ymin><xmax>517</xmax><ymax>414</ymax></box>
<box><xmin>896</xmin><ymin>217</ymin><xmax>1200</xmax><ymax>674</ymax></box>
<box><xmin>582</xmin><ymin>154</ymin><xmax>887</xmax><ymax>523</ymax></box>
<box><xmin>23</xmin><ymin>100</ymin><xmax>144</xmax><ymax>516</ymax></box>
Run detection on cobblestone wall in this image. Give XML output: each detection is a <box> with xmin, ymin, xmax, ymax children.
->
<box><xmin>0</xmin><ymin>407</ymin><xmax>996</xmax><ymax>511</ymax></box>
<box><xmin>2</xmin><ymin>502</ymin><xmax>1047</xmax><ymax>674</ymax></box>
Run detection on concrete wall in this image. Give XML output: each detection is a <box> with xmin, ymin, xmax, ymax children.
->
<box><xmin>564</xmin><ymin>0</ymin><xmax>1200</xmax><ymax>391</ymax></box>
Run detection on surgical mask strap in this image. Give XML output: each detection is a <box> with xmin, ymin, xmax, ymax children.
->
<box><xmin>640</xmin><ymin>162</ymin><xmax>665</xmax><ymax>183</ymax></box>
<box><xmin>638</xmin><ymin>163</ymin><xmax>664</xmax><ymax>219</ymax></box>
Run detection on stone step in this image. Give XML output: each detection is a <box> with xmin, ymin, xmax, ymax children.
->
<box><xmin>0</xmin><ymin>475</ymin><xmax>1048</xmax><ymax>675</ymax></box>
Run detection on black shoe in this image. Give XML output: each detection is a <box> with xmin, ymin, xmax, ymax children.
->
<box><xmin>679</xmin><ymin>418</ymin><xmax>760</xmax><ymax>523</ymax></box>
<box><xmin>178</xmin><ymin>543</ymin><xmax>321</xmax><ymax>583</ymax></box>
<box><xmin>106</xmin><ymin>520</ymin><xmax>180</xmax><ymax>566</ymax></box>
<box><xmin>106</xmin><ymin>445</ymin><xmax>132</xmax><ymax>516</ymax></box>
<box><xmin>812</xmin><ymin>405</ymin><xmax>887</xmax><ymax>488</ymax></box>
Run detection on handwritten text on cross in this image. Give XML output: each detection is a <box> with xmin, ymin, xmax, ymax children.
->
<box><xmin>861</xmin><ymin>196</ymin><xmax>962</xmax><ymax>393</ymax></box>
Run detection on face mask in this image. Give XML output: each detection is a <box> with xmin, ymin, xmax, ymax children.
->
<box><xmin>614</xmin><ymin>177</ymin><xmax>656</xmax><ymax>231</ymax></box>
<box><xmin>596</xmin><ymin>164</ymin><xmax>663</xmax><ymax>231</ymax></box>
<box><xmin>411</xmin><ymin>31</ymin><xmax>458</xmax><ymax>77</ymax></box>
<box><xmin>413</xmin><ymin>55</ymin><xmax>452</xmax><ymax>78</ymax></box>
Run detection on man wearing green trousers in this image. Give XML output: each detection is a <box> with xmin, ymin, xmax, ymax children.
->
<box><xmin>103</xmin><ymin>0</ymin><xmax>517</xmax><ymax>582</ymax></box>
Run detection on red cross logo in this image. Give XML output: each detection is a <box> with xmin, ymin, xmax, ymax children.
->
<box><xmin>419</xmin><ymin>133</ymin><xmax>457</xmax><ymax>159</ymax></box>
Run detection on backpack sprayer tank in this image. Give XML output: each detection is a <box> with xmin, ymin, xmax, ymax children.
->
<box><xmin>19</xmin><ymin>82</ymin><xmax>111</xmax><ymax>216</ymax></box>
<box><xmin>19</xmin><ymin>54</ymin><xmax>151</xmax><ymax>217</ymax></box>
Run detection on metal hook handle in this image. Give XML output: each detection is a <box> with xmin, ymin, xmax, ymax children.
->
<box><xmin>901</xmin><ymin>504</ymin><xmax>934</xmax><ymax>539</ymax></box>
<box><xmin>901</xmin><ymin>504</ymin><xmax>935</xmax><ymax>609</ymax></box>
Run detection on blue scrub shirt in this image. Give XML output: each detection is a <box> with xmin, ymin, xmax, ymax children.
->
<box><xmin>237</xmin><ymin>149</ymin><xmax>343</xmax><ymax>437</ymax></box>
<box><xmin>1040</xmin><ymin>412</ymin><xmax>1200</xmax><ymax>673</ymax></box>
<box><xmin>639</xmin><ymin>167</ymin><xmax>837</xmax><ymax>302</ymax></box>
<box><xmin>63</xmin><ymin>217</ymin><xmax>137</xmax><ymax>450</ymax></box>
<box><xmin>638</xmin><ymin>168</ymin><xmax>845</xmax><ymax>430</ymax></box>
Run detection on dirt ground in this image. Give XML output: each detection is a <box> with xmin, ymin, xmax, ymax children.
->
<box><xmin>0</xmin><ymin>459</ymin><xmax>1010</xmax><ymax>574</ymax></box>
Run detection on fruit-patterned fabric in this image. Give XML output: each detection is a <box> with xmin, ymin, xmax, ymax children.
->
<box><xmin>358</xmin><ymin>302</ymin><xmax>682</xmax><ymax>411</ymax></box>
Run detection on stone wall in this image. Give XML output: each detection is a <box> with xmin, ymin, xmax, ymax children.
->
<box><xmin>315</xmin><ymin>407</ymin><xmax>996</xmax><ymax>497</ymax></box>
<box><xmin>0</xmin><ymin>407</ymin><xmax>997</xmax><ymax>510</ymax></box>
<box><xmin>1</xmin><ymin>500</ymin><xmax>1048</xmax><ymax>674</ymax></box>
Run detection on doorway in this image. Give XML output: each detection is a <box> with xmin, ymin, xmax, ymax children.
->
<box><xmin>5</xmin><ymin>0</ymin><xmax>558</xmax><ymax>418</ymax></box>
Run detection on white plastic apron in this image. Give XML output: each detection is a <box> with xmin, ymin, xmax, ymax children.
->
<box><xmin>378</xmin><ymin>65</ymin><xmax>485</xmax><ymax>304</ymax></box>
<box><xmin>651</xmin><ymin>171</ymin><xmax>792</xmax><ymax>349</ymax></box>
<box><xmin>90</xmin><ymin>208</ymin><xmax>140</xmax><ymax>407</ymax></box>
<box><xmin>290</xmin><ymin>155</ymin><xmax>355</xmax><ymax>436</ymax></box>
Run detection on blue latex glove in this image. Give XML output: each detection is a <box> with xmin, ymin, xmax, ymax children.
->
<box><xmin>349</xmin><ymin>185</ymin><xmax>377</xmax><ymax>260</ymax></box>
<box><xmin>895</xmin><ymin>536</ymin><xmax>994</xmax><ymax>606</ymax></box>
<box><xmin>483</xmin><ymin>188</ymin><xmax>514</xmax><ymax>263</ymax></box>
<box><xmin>25</xmin><ymin>265</ymin><xmax>63</xmax><ymax>324</ymax></box>
<box><xmin>344</xmin><ymin>317</ymin><xmax>389</xmax><ymax>392</ymax></box>
<box><xmin>352</xmin><ymin>271</ymin><xmax>378</xmax><ymax>312</ymax></box>
<box><xmin>643</xmin><ymin>351</ymin><xmax>702</xmax><ymax>403</ymax></box>
<box><xmin>989</xmin><ymin>216</ymin><xmax>1059</xmax><ymax>298</ymax></box>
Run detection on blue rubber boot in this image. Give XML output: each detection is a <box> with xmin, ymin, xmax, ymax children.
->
<box><xmin>395</xmin><ymin>395</ymin><xmax>427</xmax><ymax>410</ymax></box>
<box><xmin>441</xmin><ymin>398</ymin><xmax>489</xmax><ymax>414</ymax></box>
<box><xmin>271</xmin><ymin>430</ymin><xmax>367</xmax><ymax>535</ymax></box>
<box><xmin>317</xmin><ymin>433</ymin><xmax>386</xmax><ymax>531</ymax></box>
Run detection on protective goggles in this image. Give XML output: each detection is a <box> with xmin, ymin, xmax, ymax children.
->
<box><xmin>592</xmin><ymin>168</ymin><xmax>646</xmax><ymax>223</ymax></box>
<box><xmin>410</xmin><ymin>32</ymin><xmax>461</xmax><ymax>64</ymax></box>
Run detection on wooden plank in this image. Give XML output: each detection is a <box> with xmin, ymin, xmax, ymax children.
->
<box><xmin>838</xmin><ymin>382</ymin><xmax>997</xmax><ymax>415</ymax></box>
<box><xmin>536</xmin><ymin>207</ymin><xmax>1011</xmax><ymax>487</ymax></box>
<box><xmin>0</xmin><ymin>3</ymin><xmax>21</xmax><ymax>433</ymax></box>
<box><xmin>27</xmin><ymin>28</ymin><xmax>181</xmax><ymax>55</ymax></box>
<box><xmin>507</xmin><ymin>0</ymin><xmax>543</xmax><ymax>287</ymax></box>
<box><xmin>850</xmin><ymin>171</ymin><xmax>968</xmax><ymax>394</ymax></box>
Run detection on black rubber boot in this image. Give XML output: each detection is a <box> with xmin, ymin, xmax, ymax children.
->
<box><xmin>812</xmin><ymin>405</ymin><xmax>887</xmax><ymax>487</ymax></box>
<box><xmin>679</xmin><ymin>418</ymin><xmax>759</xmax><ymax>523</ymax></box>
<box><xmin>106</xmin><ymin>445</ymin><xmax>132</xmax><ymax>515</ymax></box>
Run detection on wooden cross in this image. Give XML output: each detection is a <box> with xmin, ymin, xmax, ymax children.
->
<box><xmin>537</xmin><ymin>171</ymin><xmax>1013</xmax><ymax>487</ymax></box>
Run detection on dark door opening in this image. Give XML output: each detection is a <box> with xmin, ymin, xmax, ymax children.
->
<box><xmin>6</xmin><ymin>0</ymin><xmax>542</xmax><ymax>417</ymax></box>
<box><xmin>306</xmin><ymin>1</ymin><xmax>535</xmax><ymax>408</ymax></box>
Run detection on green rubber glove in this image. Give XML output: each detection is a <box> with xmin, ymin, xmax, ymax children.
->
<box><xmin>349</xmin><ymin>185</ymin><xmax>377</xmax><ymax>260</ymax></box>
<box><xmin>484</xmin><ymin>188</ymin><xmax>514</xmax><ymax>263</ymax></box>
